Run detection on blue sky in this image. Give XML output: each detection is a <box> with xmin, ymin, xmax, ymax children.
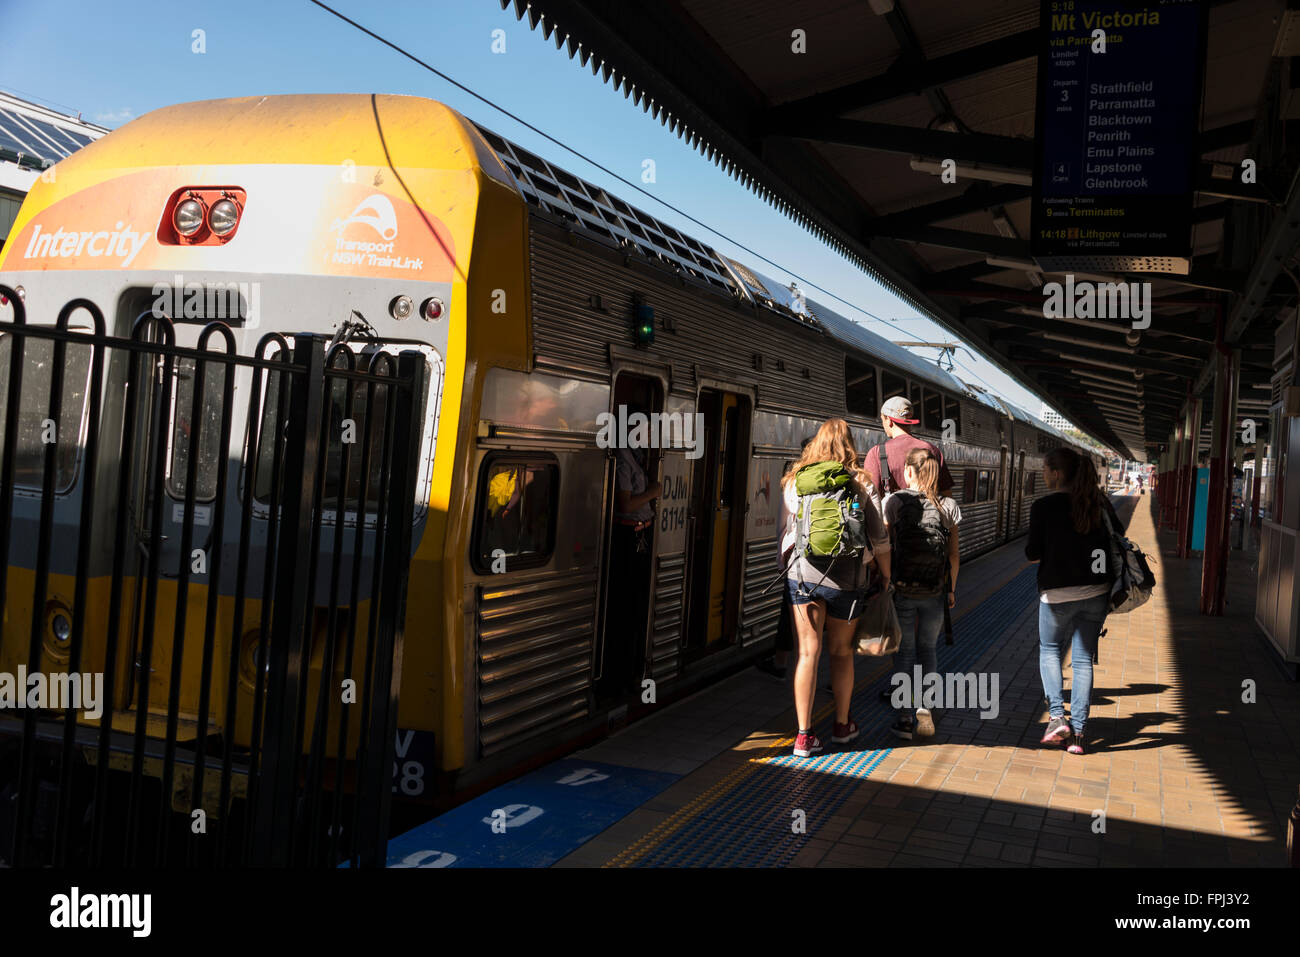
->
<box><xmin>2</xmin><ymin>0</ymin><xmax>1065</xmax><ymax>424</ymax></box>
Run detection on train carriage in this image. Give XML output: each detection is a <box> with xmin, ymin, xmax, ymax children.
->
<box><xmin>0</xmin><ymin>94</ymin><xmax>1101</xmax><ymax>835</ymax></box>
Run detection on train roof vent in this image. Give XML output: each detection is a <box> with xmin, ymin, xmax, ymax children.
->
<box><xmin>471</xmin><ymin>121</ymin><xmax>741</xmax><ymax>295</ymax></box>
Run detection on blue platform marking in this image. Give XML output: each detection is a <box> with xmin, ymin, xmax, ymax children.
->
<box><xmin>385</xmin><ymin>759</ymin><xmax>679</xmax><ymax>868</ymax></box>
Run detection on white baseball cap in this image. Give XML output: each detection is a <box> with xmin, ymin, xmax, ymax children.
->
<box><xmin>880</xmin><ymin>395</ymin><xmax>919</xmax><ymax>425</ymax></box>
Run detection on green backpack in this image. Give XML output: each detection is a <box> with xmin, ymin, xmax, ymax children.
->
<box><xmin>792</xmin><ymin>461</ymin><xmax>868</xmax><ymax>562</ymax></box>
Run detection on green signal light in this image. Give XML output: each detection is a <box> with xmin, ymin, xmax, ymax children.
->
<box><xmin>634</xmin><ymin>302</ymin><xmax>655</xmax><ymax>346</ymax></box>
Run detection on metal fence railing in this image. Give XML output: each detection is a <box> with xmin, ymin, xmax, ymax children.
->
<box><xmin>0</xmin><ymin>287</ymin><xmax>425</xmax><ymax>867</ymax></box>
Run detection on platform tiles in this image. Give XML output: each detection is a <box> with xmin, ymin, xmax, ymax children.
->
<box><xmin>601</xmin><ymin>566</ymin><xmax>1039</xmax><ymax>867</ymax></box>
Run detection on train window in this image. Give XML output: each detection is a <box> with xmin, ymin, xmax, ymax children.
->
<box><xmin>472</xmin><ymin>453</ymin><xmax>559</xmax><ymax>573</ymax></box>
<box><xmin>167</xmin><ymin>357</ymin><xmax>228</xmax><ymax>502</ymax></box>
<box><xmin>881</xmin><ymin>370</ymin><xmax>906</xmax><ymax>404</ymax></box>
<box><xmin>251</xmin><ymin>349</ymin><xmax>425</xmax><ymax>519</ymax></box>
<box><xmin>943</xmin><ymin>397</ymin><xmax>962</xmax><ymax>437</ymax></box>
<box><xmin>963</xmin><ymin>468</ymin><xmax>977</xmax><ymax>504</ymax></box>
<box><xmin>844</xmin><ymin>357</ymin><xmax>878</xmax><ymax>417</ymax></box>
<box><xmin>0</xmin><ymin>333</ymin><xmax>92</xmax><ymax>494</ymax></box>
<box><xmin>1025</xmin><ymin>473</ymin><xmax>1036</xmax><ymax>495</ymax></box>
<box><xmin>909</xmin><ymin>380</ymin><xmax>922</xmax><ymax>409</ymax></box>
<box><xmin>922</xmin><ymin>389</ymin><xmax>943</xmax><ymax>431</ymax></box>
<box><xmin>321</xmin><ymin>364</ymin><xmax>393</xmax><ymax>513</ymax></box>
<box><xmin>977</xmin><ymin>469</ymin><xmax>991</xmax><ymax>502</ymax></box>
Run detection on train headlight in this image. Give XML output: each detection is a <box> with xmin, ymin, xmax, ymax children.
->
<box><xmin>420</xmin><ymin>297</ymin><xmax>443</xmax><ymax>321</ymax></box>
<box><xmin>174</xmin><ymin>198</ymin><xmax>206</xmax><ymax>237</ymax></box>
<box><xmin>238</xmin><ymin>630</ymin><xmax>270</xmax><ymax>692</ymax></box>
<box><xmin>208</xmin><ymin>198</ymin><xmax>241</xmax><ymax>237</ymax></box>
<box><xmin>43</xmin><ymin>601</ymin><xmax>74</xmax><ymax>663</ymax></box>
<box><xmin>389</xmin><ymin>295</ymin><xmax>414</xmax><ymax>321</ymax></box>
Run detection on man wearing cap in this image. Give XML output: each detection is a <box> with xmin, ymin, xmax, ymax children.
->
<box><xmin>866</xmin><ymin>395</ymin><xmax>955</xmax><ymax>496</ymax></box>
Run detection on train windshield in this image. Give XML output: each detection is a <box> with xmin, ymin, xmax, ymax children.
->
<box><xmin>0</xmin><ymin>331</ymin><xmax>93</xmax><ymax>493</ymax></box>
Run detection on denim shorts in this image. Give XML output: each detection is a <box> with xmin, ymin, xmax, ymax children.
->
<box><xmin>786</xmin><ymin>579</ymin><xmax>864</xmax><ymax>621</ymax></box>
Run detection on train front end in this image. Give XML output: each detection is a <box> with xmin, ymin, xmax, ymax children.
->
<box><xmin>0</xmin><ymin>93</ymin><xmax>528</xmax><ymax>851</ymax></box>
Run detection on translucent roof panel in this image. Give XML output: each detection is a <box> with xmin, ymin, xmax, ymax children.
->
<box><xmin>0</xmin><ymin>108</ymin><xmax>92</xmax><ymax>163</ymax></box>
<box><xmin>0</xmin><ymin>117</ymin><xmax>34</xmax><ymax>157</ymax></box>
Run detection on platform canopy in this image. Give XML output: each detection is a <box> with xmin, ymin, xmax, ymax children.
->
<box><xmin>504</xmin><ymin>0</ymin><xmax>1299</xmax><ymax>461</ymax></box>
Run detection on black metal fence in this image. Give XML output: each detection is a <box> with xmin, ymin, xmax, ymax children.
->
<box><xmin>0</xmin><ymin>287</ymin><xmax>425</xmax><ymax>867</ymax></box>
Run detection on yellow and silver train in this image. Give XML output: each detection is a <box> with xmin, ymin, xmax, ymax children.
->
<box><xmin>0</xmin><ymin>94</ymin><xmax>1100</xmax><ymax>805</ymax></box>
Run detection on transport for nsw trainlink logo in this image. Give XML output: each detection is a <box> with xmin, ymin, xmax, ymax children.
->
<box><xmin>329</xmin><ymin>193</ymin><xmax>423</xmax><ymax>270</ymax></box>
<box><xmin>331</xmin><ymin>193</ymin><xmax>398</xmax><ymax>240</ymax></box>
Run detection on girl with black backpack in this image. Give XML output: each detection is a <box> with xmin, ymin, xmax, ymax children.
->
<box><xmin>882</xmin><ymin>446</ymin><xmax>961</xmax><ymax>740</ymax></box>
<box><xmin>1027</xmin><ymin>447</ymin><xmax>1120</xmax><ymax>755</ymax></box>
<box><xmin>780</xmin><ymin>418</ymin><xmax>891</xmax><ymax>758</ymax></box>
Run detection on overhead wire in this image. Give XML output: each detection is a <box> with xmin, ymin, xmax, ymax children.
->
<box><xmin>308</xmin><ymin>0</ymin><xmax>1070</xmax><ymax>427</ymax></box>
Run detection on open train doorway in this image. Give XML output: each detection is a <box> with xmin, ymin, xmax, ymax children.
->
<box><xmin>685</xmin><ymin>389</ymin><xmax>751</xmax><ymax>656</ymax></box>
<box><xmin>595</xmin><ymin>372</ymin><xmax>664</xmax><ymax>702</ymax></box>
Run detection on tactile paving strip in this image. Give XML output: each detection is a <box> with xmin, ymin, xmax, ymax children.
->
<box><xmin>607</xmin><ymin>565</ymin><xmax>1039</xmax><ymax>867</ymax></box>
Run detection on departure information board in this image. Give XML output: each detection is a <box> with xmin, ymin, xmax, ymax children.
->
<box><xmin>1031</xmin><ymin>1</ymin><xmax>1207</xmax><ymax>274</ymax></box>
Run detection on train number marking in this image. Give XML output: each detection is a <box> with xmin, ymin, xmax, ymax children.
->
<box><xmin>391</xmin><ymin>730</ymin><xmax>425</xmax><ymax>796</ymax></box>
<box><xmin>556</xmin><ymin>767</ymin><xmax>610</xmax><ymax>787</ymax></box>
<box><xmin>660</xmin><ymin>506</ymin><xmax>687</xmax><ymax>533</ymax></box>
<box><xmin>391</xmin><ymin>850</ymin><xmax>457</xmax><ymax>868</ymax></box>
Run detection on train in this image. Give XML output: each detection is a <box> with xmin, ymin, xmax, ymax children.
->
<box><xmin>0</xmin><ymin>93</ymin><xmax>1102</xmax><ymax>815</ymax></box>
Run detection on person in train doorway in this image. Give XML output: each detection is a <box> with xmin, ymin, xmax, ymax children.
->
<box><xmin>883</xmin><ymin>447</ymin><xmax>961</xmax><ymax>740</ymax></box>
<box><xmin>1026</xmin><ymin>447</ymin><xmax>1119</xmax><ymax>756</ymax></box>
<box><xmin>780</xmin><ymin>418</ymin><xmax>891</xmax><ymax>758</ymax></box>
<box><xmin>865</xmin><ymin>395</ymin><xmax>956</xmax><ymax>497</ymax></box>
<box><xmin>756</xmin><ymin>436</ymin><xmax>813</xmax><ymax>681</ymax></box>
<box><xmin>607</xmin><ymin>404</ymin><xmax>662</xmax><ymax>697</ymax></box>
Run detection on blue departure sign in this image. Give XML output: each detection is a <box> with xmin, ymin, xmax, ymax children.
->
<box><xmin>1031</xmin><ymin>1</ymin><xmax>1208</xmax><ymax>274</ymax></box>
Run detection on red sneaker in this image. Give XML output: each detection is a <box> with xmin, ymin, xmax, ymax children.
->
<box><xmin>831</xmin><ymin>719</ymin><xmax>859</xmax><ymax>745</ymax></box>
<box><xmin>793</xmin><ymin>732</ymin><xmax>823</xmax><ymax>757</ymax></box>
<box><xmin>1067</xmin><ymin>729</ymin><xmax>1086</xmax><ymax>755</ymax></box>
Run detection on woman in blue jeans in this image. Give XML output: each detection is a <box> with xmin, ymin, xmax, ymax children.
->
<box><xmin>883</xmin><ymin>447</ymin><xmax>961</xmax><ymax>740</ymax></box>
<box><xmin>1026</xmin><ymin>447</ymin><xmax>1119</xmax><ymax>755</ymax></box>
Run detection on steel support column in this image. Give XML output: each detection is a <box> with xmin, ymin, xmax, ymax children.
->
<box><xmin>1178</xmin><ymin>396</ymin><xmax>1202</xmax><ymax>558</ymax></box>
<box><xmin>1200</xmin><ymin>319</ymin><xmax>1238</xmax><ymax>614</ymax></box>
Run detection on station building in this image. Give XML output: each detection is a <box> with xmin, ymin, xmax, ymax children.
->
<box><xmin>0</xmin><ymin>90</ymin><xmax>107</xmax><ymax>253</ymax></box>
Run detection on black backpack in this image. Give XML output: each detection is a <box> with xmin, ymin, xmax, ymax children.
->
<box><xmin>891</xmin><ymin>491</ymin><xmax>949</xmax><ymax>598</ymax></box>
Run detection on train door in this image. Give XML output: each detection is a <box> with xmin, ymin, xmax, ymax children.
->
<box><xmin>119</xmin><ymin>310</ymin><xmax>177</xmax><ymax>714</ymax></box>
<box><xmin>995</xmin><ymin>446</ymin><xmax>1009</xmax><ymax>541</ymax></box>
<box><xmin>595</xmin><ymin>372</ymin><xmax>664</xmax><ymax>702</ymax></box>
<box><xmin>685</xmin><ymin>389</ymin><xmax>750</xmax><ymax>655</ymax></box>
<box><xmin>1012</xmin><ymin>451</ymin><xmax>1027</xmax><ymax>531</ymax></box>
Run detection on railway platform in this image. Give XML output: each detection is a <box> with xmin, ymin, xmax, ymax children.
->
<box><xmin>386</xmin><ymin>494</ymin><xmax>1300</xmax><ymax>868</ymax></box>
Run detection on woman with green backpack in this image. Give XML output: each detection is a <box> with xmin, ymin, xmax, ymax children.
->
<box><xmin>780</xmin><ymin>418</ymin><xmax>891</xmax><ymax>758</ymax></box>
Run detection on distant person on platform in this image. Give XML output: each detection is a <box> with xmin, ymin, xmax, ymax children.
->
<box><xmin>865</xmin><ymin>396</ymin><xmax>955</xmax><ymax>497</ymax></box>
